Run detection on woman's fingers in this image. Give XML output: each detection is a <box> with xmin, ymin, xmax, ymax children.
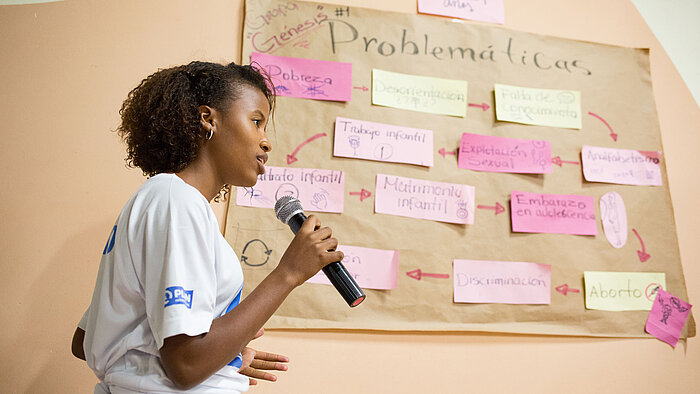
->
<box><xmin>250</xmin><ymin>350</ymin><xmax>289</xmax><ymax>371</ymax></box>
<box><xmin>310</xmin><ymin>226</ymin><xmax>332</xmax><ymax>241</ymax></box>
<box><xmin>252</xmin><ymin>327</ymin><xmax>264</xmax><ymax>340</ymax></box>
<box><xmin>300</xmin><ymin>214</ymin><xmax>320</xmax><ymax>233</ymax></box>
<box><xmin>239</xmin><ymin>347</ymin><xmax>257</xmax><ymax>371</ymax></box>
<box><xmin>319</xmin><ymin>236</ymin><xmax>338</xmax><ymax>251</ymax></box>
<box><xmin>253</xmin><ymin>350</ymin><xmax>289</xmax><ymax>363</ymax></box>
<box><xmin>239</xmin><ymin>367</ymin><xmax>279</xmax><ymax>382</ymax></box>
<box><xmin>238</xmin><ymin>348</ymin><xmax>289</xmax><ymax>383</ymax></box>
<box><xmin>250</xmin><ymin>358</ymin><xmax>288</xmax><ymax>371</ymax></box>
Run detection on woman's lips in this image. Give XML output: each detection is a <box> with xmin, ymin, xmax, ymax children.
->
<box><xmin>256</xmin><ymin>153</ymin><xmax>268</xmax><ymax>174</ymax></box>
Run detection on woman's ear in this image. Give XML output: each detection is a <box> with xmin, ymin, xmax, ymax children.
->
<box><xmin>198</xmin><ymin>105</ymin><xmax>215</xmax><ymax>130</ymax></box>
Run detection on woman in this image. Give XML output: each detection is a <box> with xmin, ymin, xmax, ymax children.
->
<box><xmin>71</xmin><ymin>61</ymin><xmax>343</xmax><ymax>393</ymax></box>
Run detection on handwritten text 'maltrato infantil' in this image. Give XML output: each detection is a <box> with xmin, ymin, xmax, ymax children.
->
<box><xmin>258</xmin><ymin>168</ymin><xmax>343</xmax><ymax>185</ymax></box>
<box><xmin>324</xmin><ymin>21</ymin><xmax>593</xmax><ymax>76</ymax></box>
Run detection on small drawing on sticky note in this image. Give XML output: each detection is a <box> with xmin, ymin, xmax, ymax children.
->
<box><xmin>600</xmin><ymin>191</ymin><xmax>628</xmax><ymax>248</ymax></box>
<box><xmin>646</xmin><ymin>288</ymin><xmax>693</xmax><ymax>347</ymax></box>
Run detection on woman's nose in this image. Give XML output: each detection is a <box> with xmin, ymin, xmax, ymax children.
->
<box><xmin>260</xmin><ymin>137</ymin><xmax>272</xmax><ymax>152</ymax></box>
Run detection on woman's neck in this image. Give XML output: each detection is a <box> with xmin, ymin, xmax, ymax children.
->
<box><xmin>176</xmin><ymin>155</ymin><xmax>223</xmax><ymax>202</ymax></box>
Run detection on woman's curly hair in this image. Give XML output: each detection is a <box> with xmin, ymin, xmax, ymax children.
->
<box><xmin>117</xmin><ymin>61</ymin><xmax>275</xmax><ymax>179</ymax></box>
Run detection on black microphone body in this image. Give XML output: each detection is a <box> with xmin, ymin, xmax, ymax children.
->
<box><xmin>278</xmin><ymin>200</ymin><xmax>366</xmax><ymax>307</ymax></box>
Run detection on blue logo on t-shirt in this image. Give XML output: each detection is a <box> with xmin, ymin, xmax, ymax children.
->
<box><xmin>102</xmin><ymin>225</ymin><xmax>117</xmax><ymax>255</ymax></box>
<box><xmin>164</xmin><ymin>286</ymin><xmax>193</xmax><ymax>309</ymax></box>
<box><xmin>229</xmin><ymin>353</ymin><xmax>243</xmax><ymax>369</ymax></box>
<box><xmin>225</xmin><ymin>289</ymin><xmax>243</xmax><ymax>368</ymax></box>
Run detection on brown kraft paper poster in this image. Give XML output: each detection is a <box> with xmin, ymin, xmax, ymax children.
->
<box><xmin>224</xmin><ymin>0</ymin><xmax>695</xmax><ymax>338</ymax></box>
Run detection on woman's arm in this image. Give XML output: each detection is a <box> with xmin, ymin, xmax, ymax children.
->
<box><xmin>71</xmin><ymin>327</ymin><xmax>86</xmax><ymax>361</ymax></box>
<box><xmin>159</xmin><ymin>215</ymin><xmax>343</xmax><ymax>390</ymax></box>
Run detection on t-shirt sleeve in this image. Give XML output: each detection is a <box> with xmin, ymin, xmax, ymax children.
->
<box><xmin>141</xmin><ymin>183</ymin><xmax>217</xmax><ymax>349</ymax></box>
<box><xmin>78</xmin><ymin>306</ymin><xmax>89</xmax><ymax>330</ymax></box>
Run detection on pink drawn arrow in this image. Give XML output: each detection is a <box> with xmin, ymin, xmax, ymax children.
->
<box><xmin>555</xmin><ymin>284</ymin><xmax>581</xmax><ymax>296</ymax></box>
<box><xmin>438</xmin><ymin>147</ymin><xmax>457</xmax><ymax>158</ymax></box>
<box><xmin>349</xmin><ymin>188</ymin><xmax>372</xmax><ymax>202</ymax></box>
<box><xmin>588</xmin><ymin>111</ymin><xmax>618</xmax><ymax>142</ymax></box>
<box><xmin>477</xmin><ymin>202</ymin><xmax>506</xmax><ymax>215</ymax></box>
<box><xmin>468</xmin><ymin>102</ymin><xmax>490</xmax><ymax>111</ymax></box>
<box><xmin>287</xmin><ymin>132</ymin><xmax>327</xmax><ymax>164</ymax></box>
<box><xmin>406</xmin><ymin>269</ymin><xmax>450</xmax><ymax>281</ymax></box>
<box><xmin>551</xmin><ymin>156</ymin><xmax>580</xmax><ymax>167</ymax></box>
<box><xmin>353</xmin><ymin>85</ymin><xmax>368</xmax><ymax>91</ymax></box>
<box><xmin>632</xmin><ymin>228</ymin><xmax>651</xmax><ymax>262</ymax></box>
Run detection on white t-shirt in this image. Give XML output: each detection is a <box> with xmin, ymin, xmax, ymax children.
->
<box><xmin>79</xmin><ymin>173</ymin><xmax>248</xmax><ymax>393</ymax></box>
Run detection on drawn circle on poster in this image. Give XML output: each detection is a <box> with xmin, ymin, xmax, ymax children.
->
<box><xmin>531</xmin><ymin>140</ymin><xmax>547</xmax><ymax>149</ymax></box>
<box><xmin>374</xmin><ymin>143</ymin><xmax>393</xmax><ymax>160</ymax></box>
<box><xmin>275</xmin><ymin>183</ymin><xmax>299</xmax><ymax>200</ymax></box>
<box><xmin>241</xmin><ymin>239</ymin><xmax>272</xmax><ymax>267</ymax></box>
<box><xmin>557</xmin><ymin>91</ymin><xmax>576</xmax><ymax>104</ymax></box>
<box><xmin>646</xmin><ymin>283</ymin><xmax>663</xmax><ymax>301</ymax></box>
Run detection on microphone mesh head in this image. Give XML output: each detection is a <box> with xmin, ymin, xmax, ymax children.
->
<box><xmin>274</xmin><ymin>195</ymin><xmax>304</xmax><ymax>224</ymax></box>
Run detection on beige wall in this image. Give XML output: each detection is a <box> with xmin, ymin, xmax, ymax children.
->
<box><xmin>1</xmin><ymin>0</ymin><xmax>697</xmax><ymax>392</ymax></box>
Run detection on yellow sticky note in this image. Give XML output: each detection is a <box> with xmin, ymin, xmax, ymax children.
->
<box><xmin>372</xmin><ymin>69</ymin><xmax>468</xmax><ymax>117</ymax></box>
<box><xmin>494</xmin><ymin>83</ymin><xmax>582</xmax><ymax>129</ymax></box>
<box><xmin>584</xmin><ymin>271</ymin><xmax>666</xmax><ymax>311</ymax></box>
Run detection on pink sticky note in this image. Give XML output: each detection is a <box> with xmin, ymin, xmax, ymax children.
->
<box><xmin>375</xmin><ymin>174</ymin><xmax>475</xmax><ymax>224</ymax></box>
<box><xmin>334</xmin><ymin>117</ymin><xmax>433</xmax><ymax>167</ymax></box>
<box><xmin>510</xmin><ymin>191</ymin><xmax>597</xmax><ymax>235</ymax></box>
<box><xmin>418</xmin><ymin>0</ymin><xmax>504</xmax><ymax>24</ymax></box>
<box><xmin>307</xmin><ymin>245</ymin><xmax>399</xmax><ymax>290</ymax></box>
<box><xmin>453</xmin><ymin>259</ymin><xmax>551</xmax><ymax>304</ymax></box>
<box><xmin>251</xmin><ymin>52</ymin><xmax>352</xmax><ymax>101</ymax></box>
<box><xmin>236</xmin><ymin>166</ymin><xmax>344</xmax><ymax>213</ymax></box>
<box><xmin>646</xmin><ymin>288</ymin><xmax>693</xmax><ymax>347</ymax></box>
<box><xmin>459</xmin><ymin>133</ymin><xmax>552</xmax><ymax>174</ymax></box>
<box><xmin>582</xmin><ymin>145</ymin><xmax>663</xmax><ymax>186</ymax></box>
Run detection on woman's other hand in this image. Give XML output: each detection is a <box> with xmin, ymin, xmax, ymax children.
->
<box><xmin>238</xmin><ymin>328</ymin><xmax>289</xmax><ymax>385</ymax></box>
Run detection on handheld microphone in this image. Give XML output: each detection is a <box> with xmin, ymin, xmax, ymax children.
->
<box><xmin>274</xmin><ymin>195</ymin><xmax>366</xmax><ymax>307</ymax></box>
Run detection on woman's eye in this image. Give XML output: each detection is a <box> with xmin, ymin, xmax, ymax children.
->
<box><xmin>253</xmin><ymin>119</ymin><xmax>261</xmax><ymax>127</ymax></box>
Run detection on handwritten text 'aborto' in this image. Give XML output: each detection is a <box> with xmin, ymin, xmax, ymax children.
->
<box><xmin>582</xmin><ymin>145</ymin><xmax>663</xmax><ymax>186</ymax></box>
<box><xmin>375</xmin><ymin>174</ymin><xmax>475</xmax><ymax>224</ymax></box>
<box><xmin>453</xmin><ymin>259</ymin><xmax>551</xmax><ymax>304</ymax></box>
<box><xmin>584</xmin><ymin>271</ymin><xmax>666</xmax><ymax>311</ymax></box>
<box><xmin>307</xmin><ymin>245</ymin><xmax>400</xmax><ymax>290</ymax></box>
<box><xmin>250</xmin><ymin>52</ymin><xmax>352</xmax><ymax>101</ymax></box>
<box><xmin>495</xmin><ymin>83</ymin><xmax>582</xmax><ymax>129</ymax></box>
<box><xmin>334</xmin><ymin>117</ymin><xmax>433</xmax><ymax>166</ymax></box>
<box><xmin>510</xmin><ymin>191</ymin><xmax>597</xmax><ymax>235</ymax></box>
<box><xmin>236</xmin><ymin>166</ymin><xmax>345</xmax><ymax>213</ymax></box>
<box><xmin>459</xmin><ymin>133</ymin><xmax>552</xmax><ymax>174</ymax></box>
<box><xmin>372</xmin><ymin>69</ymin><xmax>468</xmax><ymax>117</ymax></box>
